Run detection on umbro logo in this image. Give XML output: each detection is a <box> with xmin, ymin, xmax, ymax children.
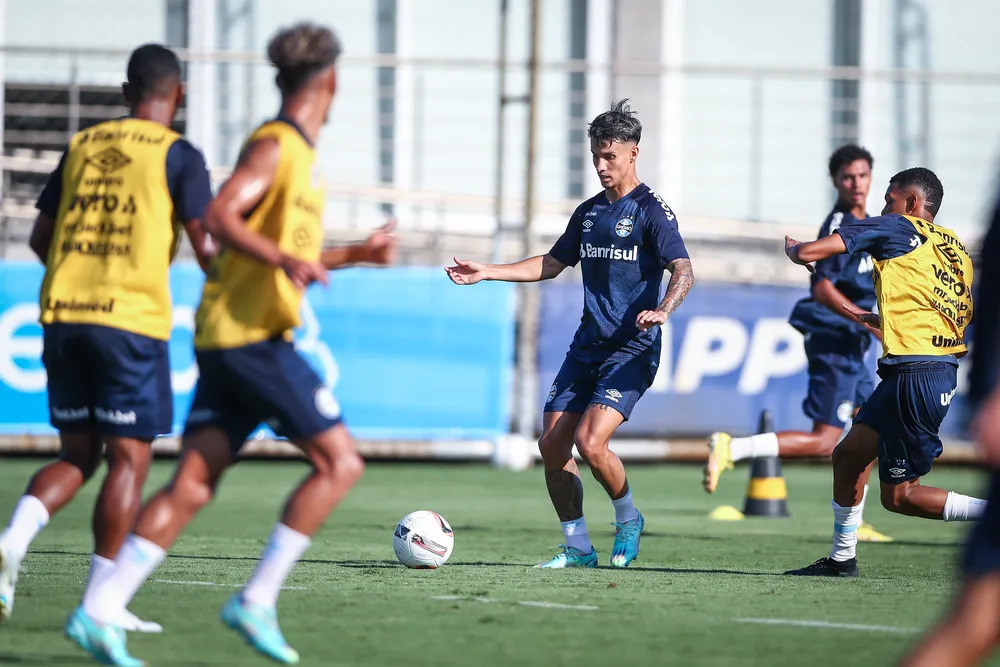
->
<box><xmin>85</xmin><ymin>147</ymin><xmax>131</xmax><ymax>174</ymax></box>
<box><xmin>909</xmin><ymin>235</ymin><xmax>922</xmax><ymax>248</ymax></box>
<box><xmin>889</xmin><ymin>467</ymin><xmax>907</xmax><ymax>478</ymax></box>
<box><xmin>583</xmin><ymin>220</ymin><xmax>594</xmax><ymax>228</ymax></box>
<box><xmin>605</xmin><ymin>388</ymin><xmax>622</xmax><ymax>403</ymax></box>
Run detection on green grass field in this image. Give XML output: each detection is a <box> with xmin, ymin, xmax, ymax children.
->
<box><xmin>0</xmin><ymin>457</ymin><xmax>994</xmax><ymax>666</ymax></box>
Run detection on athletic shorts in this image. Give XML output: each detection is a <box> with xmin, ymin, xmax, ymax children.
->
<box><xmin>802</xmin><ymin>332</ymin><xmax>875</xmax><ymax>427</ymax></box>
<box><xmin>41</xmin><ymin>323</ymin><xmax>172</xmax><ymax>439</ymax></box>
<box><xmin>184</xmin><ymin>337</ymin><xmax>342</xmax><ymax>453</ymax></box>
<box><xmin>854</xmin><ymin>360</ymin><xmax>957</xmax><ymax>485</ymax></box>
<box><xmin>963</xmin><ymin>472</ymin><xmax>1000</xmax><ymax>577</ymax></box>
<box><xmin>543</xmin><ymin>347</ymin><xmax>657</xmax><ymax>420</ymax></box>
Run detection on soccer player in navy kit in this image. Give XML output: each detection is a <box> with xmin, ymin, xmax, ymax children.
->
<box><xmin>704</xmin><ymin>145</ymin><xmax>891</xmax><ymax>542</ymax></box>
<box><xmin>900</xmin><ymin>187</ymin><xmax>1000</xmax><ymax>667</ymax></box>
<box><xmin>447</xmin><ymin>100</ymin><xmax>694</xmax><ymax>568</ymax></box>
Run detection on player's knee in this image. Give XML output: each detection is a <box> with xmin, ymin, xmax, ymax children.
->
<box><xmin>170</xmin><ymin>474</ymin><xmax>216</xmax><ymax>512</ymax></box>
<box><xmin>61</xmin><ymin>449</ymin><xmax>101</xmax><ymax>480</ymax></box>
<box><xmin>335</xmin><ymin>450</ymin><xmax>365</xmax><ymax>486</ymax></box>
<box><xmin>815</xmin><ymin>433</ymin><xmax>840</xmax><ymax>458</ymax></box>
<box><xmin>574</xmin><ymin>430</ymin><xmax>607</xmax><ymax>465</ymax></box>
<box><xmin>538</xmin><ymin>431</ymin><xmax>570</xmax><ymax>463</ymax></box>
<box><xmin>880</xmin><ymin>484</ymin><xmax>909</xmax><ymax>514</ymax></box>
<box><xmin>830</xmin><ymin>442</ymin><xmax>862</xmax><ymax>474</ymax></box>
<box><xmin>307</xmin><ymin>438</ymin><xmax>364</xmax><ymax>485</ymax></box>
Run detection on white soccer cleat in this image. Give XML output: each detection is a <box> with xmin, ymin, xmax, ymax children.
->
<box><xmin>119</xmin><ymin>608</ymin><xmax>163</xmax><ymax>634</ymax></box>
<box><xmin>0</xmin><ymin>533</ymin><xmax>22</xmax><ymax>622</ymax></box>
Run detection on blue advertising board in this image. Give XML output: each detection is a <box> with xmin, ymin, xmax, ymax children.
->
<box><xmin>0</xmin><ymin>263</ymin><xmax>515</xmax><ymax>439</ymax></box>
<box><xmin>539</xmin><ymin>281</ymin><xmax>972</xmax><ymax>438</ymax></box>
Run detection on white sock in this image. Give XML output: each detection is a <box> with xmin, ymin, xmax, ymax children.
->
<box><xmin>560</xmin><ymin>517</ymin><xmax>592</xmax><ymax>553</ymax></box>
<box><xmin>84</xmin><ymin>534</ymin><xmax>165</xmax><ymax>624</ymax></box>
<box><xmin>2</xmin><ymin>495</ymin><xmax>50</xmax><ymax>559</ymax></box>
<box><xmin>242</xmin><ymin>523</ymin><xmax>311</xmax><ymax>609</ymax></box>
<box><xmin>943</xmin><ymin>492</ymin><xmax>988</xmax><ymax>522</ymax></box>
<box><xmin>81</xmin><ymin>554</ymin><xmax>115</xmax><ymax>611</ymax></box>
<box><xmin>729</xmin><ymin>433</ymin><xmax>779</xmax><ymax>462</ymax></box>
<box><xmin>829</xmin><ymin>500</ymin><xmax>863</xmax><ymax>562</ymax></box>
<box><xmin>611</xmin><ymin>490</ymin><xmax>639</xmax><ymax>523</ymax></box>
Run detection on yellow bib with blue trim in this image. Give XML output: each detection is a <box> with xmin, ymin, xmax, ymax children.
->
<box><xmin>38</xmin><ymin>117</ymin><xmax>181</xmax><ymax>340</ymax></box>
<box><xmin>194</xmin><ymin>120</ymin><xmax>324</xmax><ymax>350</ymax></box>
<box><xmin>873</xmin><ymin>216</ymin><xmax>973</xmax><ymax>358</ymax></box>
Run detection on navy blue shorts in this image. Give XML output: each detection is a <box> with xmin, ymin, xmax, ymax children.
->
<box><xmin>855</xmin><ymin>360</ymin><xmax>957</xmax><ymax>484</ymax></box>
<box><xmin>184</xmin><ymin>337</ymin><xmax>342</xmax><ymax>452</ymax></box>
<box><xmin>963</xmin><ymin>472</ymin><xmax>1000</xmax><ymax>577</ymax></box>
<box><xmin>802</xmin><ymin>332</ymin><xmax>875</xmax><ymax>427</ymax></box>
<box><xmin>544</xmin><ymin>347</ymin><xmax>657</xmax><ymax>420</ymax></box>
<box><xmin>41</xmin><ymin>323</ymin><xmax>172</xmax><ymax>439</ymax></box>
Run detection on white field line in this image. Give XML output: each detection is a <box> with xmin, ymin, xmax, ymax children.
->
<box><xmin>734</xmin><ymin>617</ymin><xmax>919</xmax><ymax>635</ymax></box>
<box><xmin>431</xmin><ymin>595</ymin><xmax>598</xmax><ymax>611</ymax></box>
<box><xmin>152</xmin><ymin>578</ymin><xmax>308</xmax><ymax>591</ymax></box>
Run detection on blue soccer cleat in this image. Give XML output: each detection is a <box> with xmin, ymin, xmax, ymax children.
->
<box><xmin>536</xmin><ymin>545</ymin><xmax>599</xmax><ymax>569</ymax></box>
<box><xmin>221</xmin><ymin>594</ymin><xmax>300</xmax><ymax>664</ymax></box>
<box><xmin>610</xmin><ymin>512</ymin><xmax>644</xmax><ymax>568</ymax></box>
<box><xmin>65</xmin><ymin>606</ymin><xmax>145</xmax><ymax>667</ymax></box>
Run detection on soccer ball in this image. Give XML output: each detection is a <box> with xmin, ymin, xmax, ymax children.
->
<box><xmin>392</xmin><ymin>510</ymin><xmax>454</xmax><ymax>569</ymax></box>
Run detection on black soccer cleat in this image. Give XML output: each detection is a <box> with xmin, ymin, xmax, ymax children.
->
<box><xmin>784</xmin><ymin>557</ymin><xmax>859</xmax><ymax>578</ymax></box>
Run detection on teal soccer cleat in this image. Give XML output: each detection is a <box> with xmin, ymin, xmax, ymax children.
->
<box><xmin>221</xmin><ymin>594</ymin><xmax>300</xmax><ymax>664</ymax></box>
<box><xmin>536</xmin><ymin>545</ymin><xmax>598</xmax><ymax>569</ymax></box>
<box><xmin>610</xmin><ymin>512</ymin><xmax>644</xmax><ymax>568</ymax></box>
<box><xmin>65</xmin><ymin>606</ymin><xmax>144</xmax><ymax>667</ymax></box>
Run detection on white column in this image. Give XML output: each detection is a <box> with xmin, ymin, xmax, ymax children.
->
<box><xmin>0</xmin><ymin>0</ymin><xmax>6</xmax><ymax>203</ymax></box>
<box><xmin>187</xmin><ymin>0</ymin><xmax>217</xmax><ymax>166</ymax></box>
<box><xmin>393</xmin><ymin>0</ymin><xmax>416</xmax><ymax>225</ymax></box>
<box><xmin>660</xmin><ymin>0</ymin><xmax>684</xmax><ymax>210</ymax></box>
<box><xmin>858</xmin><ymin>0</ymin><xmax>884</xmax><ymax>163</ymax></box>
<box><xmin>585</xmin><ymin>0</ymin><xmax>612</xmax><ymax>120</ymax></box>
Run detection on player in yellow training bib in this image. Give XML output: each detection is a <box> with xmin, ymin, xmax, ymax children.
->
<box><xmin>70</xmin><ymin>23</ymin><xmax>397</xmax><ymax>667</ymax></box>
<box><xmin>783</xmin><ymin>167</ymin><xmax>986</xmax><ymax>578</ymax></box>
<box><xmin>0</xmin><ymin>44</ymin><xmax>212</xmax><ymax>641</ymax></box>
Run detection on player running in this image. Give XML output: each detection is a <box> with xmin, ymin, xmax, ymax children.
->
<box><xmin>65</xmin><ymin>23</ymin><xmax>397</xmax><ymax>666</ymax></box>
<box><xmin>0</xmin><ymin>44</ymin><xmax>213</xmax><ymax>632</ymax></box>
<box><xmin>783</xmin><ymin>167</ymin><xmax>986</xmax><ymax>578</ymax></box>
<box><xmin>446</xmin><ymin>100</ymin><xmax>694</xmax><ymax>569</ymax></box>
<box><xmin>899</xmin><ymin>183</ymin><xmax>1000</xmax><ymax>667</ymax></box>
<box><xmin>705</xmin><ymin>144</ymin><xmax>891</xmax><ymax>543</ymax></box>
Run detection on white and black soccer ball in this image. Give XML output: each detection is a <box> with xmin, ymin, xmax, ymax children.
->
<box><xmin>392</xmin><ymin>510</ymin><xmax>454</xmax><ymax>569</ymax></box>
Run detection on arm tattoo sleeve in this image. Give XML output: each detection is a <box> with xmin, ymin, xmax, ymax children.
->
<box><xmin>655</xmin><ymin>258</ymin><xmax>694</xmax><ymax>317</ymax></box>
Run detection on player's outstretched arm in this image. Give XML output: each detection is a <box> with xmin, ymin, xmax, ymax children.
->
<box><xmin>785</xmin><ymin>233</ymin><xmax>847</xmax><ymax>271</ymax></box>
<box><xmin>321</xmin><ymin>221</ymin><xmax>398</xmax><ymax>270</ymax></box>
<box><xmin>635</xmin><ymin>258</ymin><xmax>695</xmax><ymax>331</ymax></box>
<box><xmin>204</xmin><ymin>138</ymin><xmax>327</xmax><ymax>289</ymax></box>
<box><xmin>445</xmin><ymin>253</ymin><xmax>567</xmax><ymax>285</ymax></box>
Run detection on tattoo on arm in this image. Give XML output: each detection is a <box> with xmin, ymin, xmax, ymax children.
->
<box><xmin>544</xmin><ymin>469</ymin><xmax>585</xmax><ymax>522</ymax></box>
<box><xmin>655</xmin><ymin>258</ymin><xmax>695</xmax><ymax>317</ymax></box>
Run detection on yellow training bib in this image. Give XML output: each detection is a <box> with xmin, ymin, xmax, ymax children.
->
<box><xmin>38</xmin><ymin>118</ymin><xmax>181</xmax><ymax>340</ymax></box>
<box><xmin>194</xmin><ymin>119</ymin><xmax>324</xmax><ymax>350</ymax></box>
<box><xmin>873</xmin><ymin>216</ymin><xmax>973</xmax><ymax>358</ymax></box>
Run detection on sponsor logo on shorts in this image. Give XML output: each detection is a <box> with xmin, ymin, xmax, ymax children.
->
<box><xmin>51</xmin><ymin>406</ymin><xmax>89</xmax><ymax>421</ymax></box>
<box><xmin>314</xmin><ymin>386</ymin><xmax>341</xmax><ymax>420</ymax></box>
<box><xmin>940</xmin><ymin>387</ymin><xmax>957</xmax><ymax>406</ymax></box>
<box><xmin>836</xmin><ymin>400</ymin><xmax>854</xmax><ymax>424</ymax></box>
<box><xmin>94</xmin><ymin>407</ymin><xmax>137</xmax><ymax>425</ymax></box>
<box><xmin>546</xmin><ymin>384</ymin><xmax>557</xmax><ymax>403</ymax></box>
<box><xmin>888</xmin><ymin>467</ymin><xmax>907</xmax><ymax>478</ymax></box>
<box><xmin>605</xmin><ymin>388</ymin><xmax>622</xmax><ymax>403</ymax></box>
<box><xmin>615</xmin><ymin>216</ymin><xmax>634</xmax><ymax>238</ymax></box>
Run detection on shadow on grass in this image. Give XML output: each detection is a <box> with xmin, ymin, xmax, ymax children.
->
<box><xmin>0</xmin><ymin>652</ymin><xmax>91</xmax><ymax>665</ymax></box>
<box><xmin>800</xmin><ymin>537</ymin><xmax>962</xmax><ymax>549</ymax></box>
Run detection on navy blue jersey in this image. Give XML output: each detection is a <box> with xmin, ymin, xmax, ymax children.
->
<box><xmin>970</xmin><ymin>193</ymin><xmax>1000</xmax><ymax>405</ymax></box>
<box><xmin>789</xmin><ymin>207</ymin><xmax>876</xmax><ymax>336</ymax></box>
<box><xmin>36</xmin><ymin>137</ymin><xmax>212</xmax><ymax>223</ymax></box>
<box><xmin>548</xmin><ymin>183</ymin><xmax>689</xmax><ymax>357</ymax></box>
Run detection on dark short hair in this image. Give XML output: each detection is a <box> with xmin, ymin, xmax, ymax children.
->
<box><xmin>126</xmin><ymin>44</ymin><xmax>182</xmax><ymax>100</ymax></box>
<box><xmin>588</xmin><ymin>99</ymin><xmax>641</xmax><ymax>146</ymax></box>
<box><xmin>828</xmin><ymin>144</ymin><xmax>873</xmax><ymax>178</ymax></box>
<box><xmin>889</xmin><ymin>167</ymin><xmax>945</xmax><ymax>216</ymax></box>
<box><xmin>267</xmin><ymin>23</ymin><xmax>342</xmax><ymax>95</ymax></box>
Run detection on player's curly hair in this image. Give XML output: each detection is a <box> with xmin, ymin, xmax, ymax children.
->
<box><xmin>828</xmin><ymin>144</ymin><xmax>873</xmax><ymax>178</ymax></box>
<box><xmin>890</xmin><ymin>167</ymin><xmax>945</xmax><ymax>216</ymax></box>
<box><xmin>588</xmin><ymin>99</ymin><xmax>642</xmax><ymax>146</ymax></box>
<box><xmin>267</xmin><ymin>23</ymin><xmax>342</xmax><ymax>95</ymax></box>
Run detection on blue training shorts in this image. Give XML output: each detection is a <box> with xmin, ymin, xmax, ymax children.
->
<box><xmin>855</xmin><ymin>360</ymin><xmax>957</xmax><ymax>485</ymax></box>
<box><xmin>802</xmin><ymin>332</ymin><xmax>875</xmax><ymax>427</ymax></box>
<box><xmin>544</xmin><ymin>347</ymin><xmax>657</xmax><ymax>420</ymax></box>
<box><xmin>963</xmin><ymin>472</ymin><xmax>1000</xmax><ymax>577</ymax></box>
<box><xmin>42</xmin><ymin>323</ymin><xmax>172</xmax><ymax>439</ymax></box>
<box><xmin>184</xmin><ymin>337</ymin><xmax>342</xmax><ymax>452</ymax></box>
